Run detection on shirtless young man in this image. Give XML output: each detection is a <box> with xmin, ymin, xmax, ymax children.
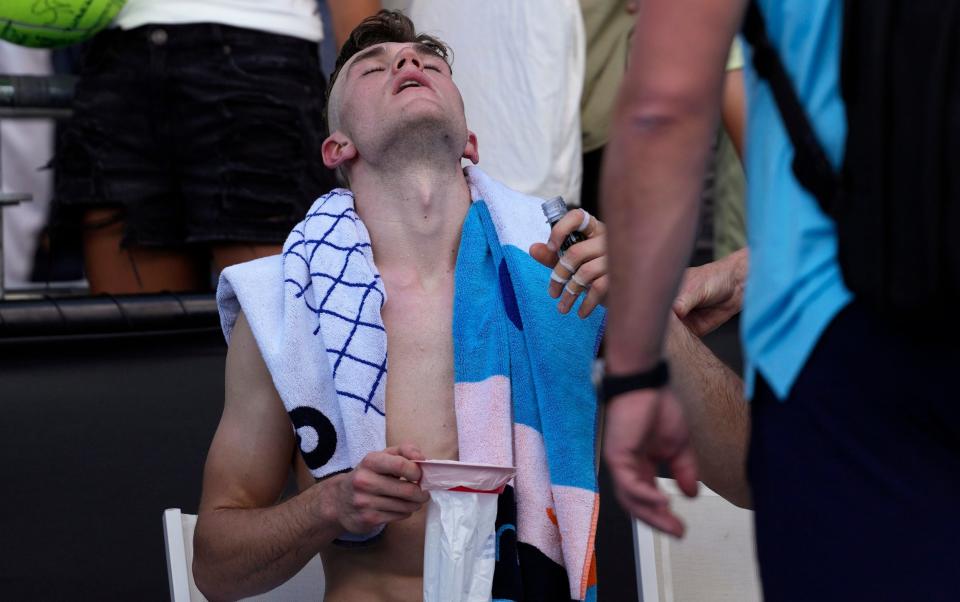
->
<box><xmin>191</xmin><ymin>10</ymin><xmax>750</xmax><ymax>601</ymax></box>
<box><xmin>190</xmin><ymin>11</ymin><xmax>610</xmax><ymax>601</ymax></box>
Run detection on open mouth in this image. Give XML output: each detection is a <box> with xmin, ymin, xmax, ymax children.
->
<box><xmin>393</xmin><ymin>72</ymin><xmax>431</xmax><ymax>95</ymax></box>
<box><xmin>398</xmin><ymin>80</ymin><xmax>424</xmax><ymax>92</ymax></box>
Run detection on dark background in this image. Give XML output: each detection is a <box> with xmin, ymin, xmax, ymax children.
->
<box><xmin>0</xmin><ymin>327</ymin><xmax>226</xmax><ymax>600</ymax></box>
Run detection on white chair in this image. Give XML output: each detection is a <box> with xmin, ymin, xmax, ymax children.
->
<box><xmin>632</xmin><ymin>479</ymin><xmax>762</xmax><ymax>602</ymax></box>
<box><xmin>163</xmin><ymin>508</ymin><xmax>325</xmax><ymax>602</ymax></box>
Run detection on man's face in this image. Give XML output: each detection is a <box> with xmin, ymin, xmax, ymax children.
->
<box><xmin>326</xmin><ymin>41</ymin><xmax>474</xmax><ymax>166</ymax></box>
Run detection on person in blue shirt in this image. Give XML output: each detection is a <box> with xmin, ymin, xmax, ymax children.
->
<box><xmin>600</xmin><ymin>1</ymin><xmax>960</xmax><ymax>600</ymax></box>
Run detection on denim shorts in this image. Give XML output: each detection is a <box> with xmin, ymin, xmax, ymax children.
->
<box><xmin>54</xmin><ymin>23</ymin><xmax>337</xmax><ymax>247</ymax></box>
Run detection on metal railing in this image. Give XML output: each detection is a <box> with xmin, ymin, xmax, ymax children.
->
<box><xmin>0</xmin><ymin>74</ymin><xmax>78</xmax><ymax>297</ymax></box>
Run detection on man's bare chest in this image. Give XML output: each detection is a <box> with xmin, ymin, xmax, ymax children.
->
<box><xmin>381</xmin><ymin>291</ymin><xmax>458</xmax><ymax>460</ymax></box>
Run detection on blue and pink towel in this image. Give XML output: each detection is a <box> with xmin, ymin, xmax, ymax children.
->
<box><xmin>217</xmin><ymin>166</ymin><xmax>604</xmax><ymax>600</ymax></box>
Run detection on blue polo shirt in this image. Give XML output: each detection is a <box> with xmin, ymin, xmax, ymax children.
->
<box><xmin>741</xmin><ymin>0</ymin><xmax>853</xmax><ymax>400</ymax></box>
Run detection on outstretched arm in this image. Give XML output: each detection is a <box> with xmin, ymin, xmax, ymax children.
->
<box><xmin>665</xmin><ymin>314</ymin><xmax>751</xmax><ymax>508</ymax></box>
<box><xmin>193</xmin><ymin>312</ymin><xmax>428</xmax><ymax>600</ymax></box>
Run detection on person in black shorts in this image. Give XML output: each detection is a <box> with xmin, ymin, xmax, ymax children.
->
<box><xmin>53</xmin><ymin>1</ymin><xmax>379</xmax><ymax>294</ymax></box>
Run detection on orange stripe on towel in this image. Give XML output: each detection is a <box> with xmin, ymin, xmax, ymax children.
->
<box><xmin>580</xmin><ymin>493</ymin><xmax>600</xmax><ymax>597</ymax></box>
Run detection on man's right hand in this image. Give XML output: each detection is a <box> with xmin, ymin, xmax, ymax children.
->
<box><xmin>327</xmin><ymin>443</ymin><xmax>431</xmax><ymax>534</ymax></box>
<box><xmin>603</xmin><ymin>387</ymin><xmax>699</xmax><ymax>537</ymax></box>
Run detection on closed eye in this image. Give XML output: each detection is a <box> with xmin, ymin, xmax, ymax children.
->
<box><xmin>425</xmin><ymin>65</ymin><xmax>443</xmax><ymax>72</ymax></box>
<box><xmin>362</xmin><ymin>66</ymin><xmax>385</xmax><ymax>76</ymax></box>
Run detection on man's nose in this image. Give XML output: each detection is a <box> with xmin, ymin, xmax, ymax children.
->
<box><xmin>393</xmin><ymin>48</ymin><xmax>423</xmax><ymax>72</ymax></box>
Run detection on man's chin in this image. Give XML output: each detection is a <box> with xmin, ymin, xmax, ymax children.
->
<box><xmin>379</xmin><ymin>113</ymin><xmax>466</xmax><ymax>156</ymax></box>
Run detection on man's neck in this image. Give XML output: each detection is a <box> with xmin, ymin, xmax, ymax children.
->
<box><xmin>350</xmin><ymin>162</ymin><xmax>471</xmax><ymax>292</ymax></box>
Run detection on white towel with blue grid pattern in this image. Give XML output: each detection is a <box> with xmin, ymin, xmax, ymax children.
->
<box><xmin>217</xmin><ymin>187</ymin><xmax>387</xmax><ymax>479</ymax></box>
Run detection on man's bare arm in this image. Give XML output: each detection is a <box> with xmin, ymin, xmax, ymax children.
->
<box><xmin>600</xmin><ymin>0</ymin><xmax>748</xmax><ymax>532</ymax></box>
<box><xmin>192</xmin><ymin>312</ymin><xmax>342</xmax><ymax>600</ymax></box>
<box><xmin>327</xmin><ymin>0</ymin><xmax>381</xmax><ymax>49</ymax></box>
<box><xmin>193</xmin><ymin>312</ymin><xmax>429</xmax><ymax>600</ymax></box>
<box><xmin>665</xmin><ymin>315</ymin><xmax>751</xmax><ymax>508</ymax></box>
<box><xmin>602</xmin><ymin>0</ymin><xmax>746</xmax><ymax>374</ymax></box>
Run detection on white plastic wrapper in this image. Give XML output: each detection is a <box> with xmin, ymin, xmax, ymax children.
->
<box><xmin>418</xmin><ymin>460</ymin><xmax>516</xmax><ymax>602</ymax></box>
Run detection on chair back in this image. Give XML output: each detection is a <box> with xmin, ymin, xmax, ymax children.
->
<box><xmin>163</xmin><ymin>508</ymin><xmax>325</xmax><ymax>601</ymax></box>
<box><xmin>632</xmin><ymin>479</ymin><xmax>762</xmax><ymax>602</ymax></box>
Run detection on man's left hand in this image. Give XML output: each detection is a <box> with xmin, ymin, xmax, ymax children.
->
<box><xmin>529</xmin><ymin>208</ymin><xmax>608</xmax><ymax>318</ymax></box>
<box><xmin>673</xmin><ymin>248</ymin><xmax>748</xmax><ymax>336</ymax></box>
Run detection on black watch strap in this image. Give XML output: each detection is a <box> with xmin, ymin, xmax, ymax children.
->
<box><xmin>600</xmin><ymin>361</ymin><xmax>670</xmax><ymax>404</ymax></box>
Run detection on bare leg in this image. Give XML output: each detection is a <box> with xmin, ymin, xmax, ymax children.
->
<box><xmin>82</xmin><ymin>208</ymin><xmax>206</xmax><ymax>294</ymax></box>
<box><xmin>211</xmin><ymin>243</ymin><xmax>282</xmax><ymax>278</ymax></box>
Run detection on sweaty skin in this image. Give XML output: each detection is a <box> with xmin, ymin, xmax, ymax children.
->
<box><xmin>319</xmin><ymin>269</ymin><xmax>460</xmax><ymax>601</ymax></box>
<box><xmin>195</xmin><ymin>35</ymin><xmax>476</xmax><ymax>601</ymax></box>
<box><xmin>197</xmin><ymin>271</ymin><xmax>460</xmax><ymax>602</ymax></box>
<box><xmin>194</xmin><ymin>23</ymin><xmax>749</xmax><ymax>597</ymax></box>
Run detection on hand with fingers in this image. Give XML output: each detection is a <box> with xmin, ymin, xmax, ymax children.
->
<box><xmin>529</xmin><ymin>208</ymin><xmax>608</xmax><ymax>318</ymax></box>
<box><xmin>672</xmin><ymin>247</ymin><xmax>748</xmax><ymax>337</ymax></box>
<box><xmin>328</xmin><ymin>443</ymin><xmax>431</xmax><ymax>535</ymax></box>
<box><xmin>603</xmin><ymin>387</ymin><xmax>699</xmax><ymax>537</ymax></box>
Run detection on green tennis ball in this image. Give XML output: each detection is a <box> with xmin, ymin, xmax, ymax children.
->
<box><xmin>0</xmin><ymin>0</ymin><xmax>127</xmax><ymax>49</ymax></box>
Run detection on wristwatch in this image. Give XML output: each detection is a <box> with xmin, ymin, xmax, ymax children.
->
<box><xmin>599</xmin><ymin>360</ymin><xmax>670</xmax><ymax>405</ymax></box>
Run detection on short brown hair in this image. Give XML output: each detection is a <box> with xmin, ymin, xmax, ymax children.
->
<box><xmin>322</xmin><ymin>10</ymin><xmax>452</xmax><ymax>137</ymax></box>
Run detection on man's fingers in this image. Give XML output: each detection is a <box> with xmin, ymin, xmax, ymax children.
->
<box><xmin>610</xmin><ymin>460</ymin><xmax>685</xmax><ymax>536</ymax></box>
<box><xmin>528</xmin><ymin>242</ymin><xmax>558</xmax><ymax>269</ymax></box>
<box><xmin>362</xmin><ymin>451</ymin><xmax>422</xmax><ymax>483</ymax></box>
<box><xmin>359</xmin><ymin>509</ymin><xmax>415</xmax><ymax>527</ymax></box>
<box><xmin>396</xmin><ymin>443</ymin><xmax>426</xmax><ymax>462</ymax></box>
<box><xmin>607</xmin><ymin>453</ymin><xmax>684</xmax><ymax>536</ymax></box>
<box><xmin>354</xmin><ymin>491</ymin><xmax>425</xmax><ymax>515</ymax></box>
<box><xmin>670</xmin><ymin>447</ymin><xmax>700</xmax><ymax>498</ymax></box>
<box><xmin>605</xmin><ymin>452</ymin><xmax>670</xmax><ymax>507</ymax></box>
<box><xmin>615</xmin><ymin>468</ymin><xmax>671</xmax><ymax>507</ymax></box>
<box><xmin>673</xmin><ymin>272</ymin><xmax>708</xmax><ymax>319</ymax></box>
<box><xmin>618</xmin><ymin>489</ymin><xmax>685</xmax><ymax>538</ymax></box>
<box><xmin>557</xmin><ymin>275</ymin><xmax>588</xmax><ymax>313</ymax></box>
<box><xmin>355</xmin><ymin>470</ymin><xmax>430</xmax><ymax>503</ymax></box>
<box><xmin>577</xmin><ymin>277</ymin><xmax>607</xmax><ymax>318</ymax></box>
<box><xmin>552</xmin><ymin>239</ymin><xmax>606</xmax><ymax>302</ymax></box>
<box><xmin>546</xmin><ymin>208</ymin><xmax>602</xmax><ymax>250</ymax></box>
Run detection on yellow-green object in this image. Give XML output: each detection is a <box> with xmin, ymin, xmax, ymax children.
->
<box><xmin>0</xmin><ymin>0</ymin><xmax>126</xmax><ymax>48</ymax></box>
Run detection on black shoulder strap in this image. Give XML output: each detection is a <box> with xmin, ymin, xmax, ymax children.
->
<box><xmin>741</xmin><ymin>1</ymin><xmax>840</xmax><ymax>214</ymax></box>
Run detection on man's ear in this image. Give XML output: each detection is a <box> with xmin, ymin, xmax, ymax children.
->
<box><xmin>462</xmin><ymin>130</ymin><xmax>479</xmax><ymax>164</ymax></box>
<box><xmin>321</xmin><ymin>132</ymin><xmax>358</xmax><ymax>170</ymax></box>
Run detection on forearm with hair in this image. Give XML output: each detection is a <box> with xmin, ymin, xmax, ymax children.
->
<box><xmin>665</xmin><ymin>317</ymin><xmax>751</xmax><ymax>508</ymax></box>
<box><xmin>193</xmin><ymin>480</ymin><xmax>341</xmax><ymax>601</ymax></box>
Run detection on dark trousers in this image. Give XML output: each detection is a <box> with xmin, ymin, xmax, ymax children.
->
<box><xmin>749</xmin><ymin>303</ymin><xmax>960</xmax><ymax>601</ymax></box>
